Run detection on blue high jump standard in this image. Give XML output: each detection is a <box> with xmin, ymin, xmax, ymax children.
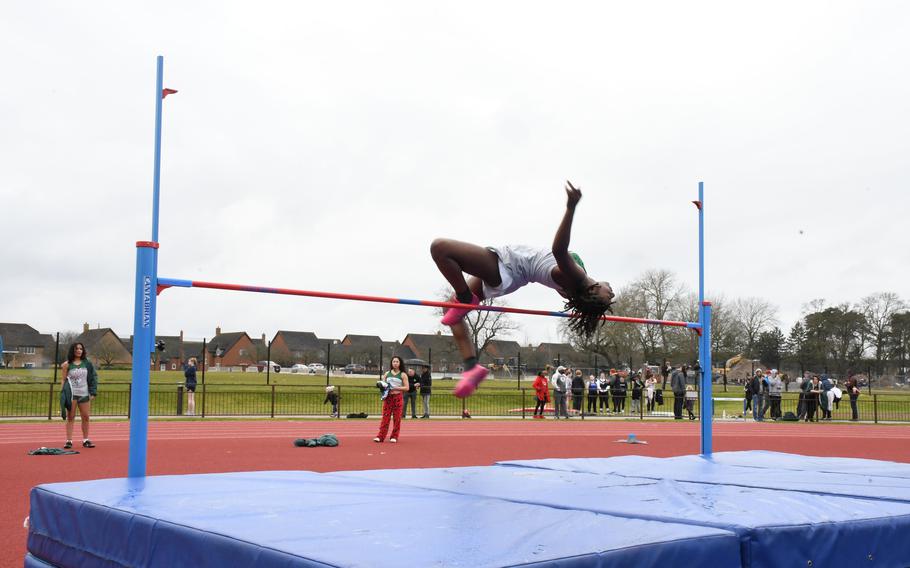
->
<box><xmin>25</xmin><ymin>451</ymin><xmax>910</xmax><ymax>567</ymax></box>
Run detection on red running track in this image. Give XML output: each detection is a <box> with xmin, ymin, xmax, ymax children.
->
<box><xmin>3</xmin><ymin>419</ymin><xmax>909</xmax><ymax>567</ymax></box>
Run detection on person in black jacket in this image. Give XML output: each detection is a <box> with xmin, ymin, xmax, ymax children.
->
<box><xmin>403</xmin><ymin>368</ymin><xmax>419</xmax><ymax>419</ymax></box>
<box><xmin>184</xmin><ymin>359</ymin><xmax>198</xmax><ymax>416</ymax></box>
<box><xmin>418</xmin><ymin>365</ymin><xmax>432</xmax><ymax>418</ymax></box>
<box><xmin>670</xmin><ymin>364</ymin><xmax>687</xmax><ymax>420</ymax></box>
<box><xmin>630</xmin><ymin>372</ymin><xmax>644</xmax><ymax>414</ymax></box>
<box><xmin>612</xmin><ymin>371</ymin><xmax>628</xmax><ymax>413</ymax></box>
<box><xmin>571</xmin><ymin>369</ymin><xmax>586</xmax><ymax>413</ymax></box>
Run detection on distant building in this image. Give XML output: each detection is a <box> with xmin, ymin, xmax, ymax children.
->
<box><xmin>74</xmin><ymin>323</ymin><xmax>132</xmax><ymax>367</ymax></box>
<box><xmin>0</xmin><ymin>323</ymin><xmax>55</xmax><ymax>368</ymax></box>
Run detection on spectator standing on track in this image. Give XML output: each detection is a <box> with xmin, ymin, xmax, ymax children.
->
<box><xmin>768</xmin><ymin>369</ymin><xmax>783</xmax><ymax>420</ymax></box>
<box><xmin>184</xmin><ymin>358</ymin><xmax>197</xmax><ymax>416</ymax></box>
<box><xmin>757</xmin><ymin>369</ymin><xmax>772</xmax><ymax>420</ymax></box>
<box><xmin>418</xmin><ymin>365</ymin><xmax>432</xmax><ymax>419</ymax></box>
<box><xmin>571</xmin><ymin>369</ymin><xmax>586</xmax><ymax>414</ymax></box>
<box><xmin>743</xmin><ymin>377</ymin><xmax>753</xmax><ymax>419</ymax></box>
<box><xmin>586</xmin><ymin>374</ymin><xmax>598</xmax><ymax>416</ymax></box>
<box><xmin>797</xmin><ymin>372</ymin><xmax>811</xmax><ymax>420</ymax></box>
<box><xmin>612</xmin><ymin>370</ymin><xmax>628</xmax><ymax>414</ymax></box>
<box><xmin>671</xmin><ymin>365</ymin><xmax>687</xmax><ymax>420</ymax></box>
<box><xmin>61</xmin><ymin>342</ymin><xmax>98</xmax><ymax>449</ymax></box>
<box><xmin>845</xmin><ymin>375</ymin><xmax>860</xmax><ymax>421</ymax></box>
<box><xmin>630</xmin><ymin>372</ymin><xmax>644</xmax><ymax>414</ymax></box>
<box><xmin>749</xmin><ymin>369</ymin><xmax>764</xmax><ymax>422</ymax></box>
<box><xmin>552</xmin><ymin>366</ymin><xmax>569</xmax><ymax>419</ymax></box>
<box><xmin>805</xmin><ymin>375</ymin><xmax>821</xmax><ymax>422</ymax></box>
<box><xmin>374</xmin><ymin>356</ymin><xmax>409</xmax><ymax>443</ymax></box>
<box><xmin>324</xmin><ymin>386</ymin><xmax>339</xmax><ymax>418</ymax></box>
<box><xmin>645</xmin><ymin>370</ymin><xmax>657</xmax><ymax>413</ymax></box>
<box><xmin>819</xmin><ymin>374</ymin><xmax>833</xmax><ymax>420</ymax></box>
<box><xmin>533</xmin><ymin>370</ymin><xmax>550</xmax><ymax>418</ymax></box>
<box><xmin>685</xmin><ymin>385</ymin><xmax>697</xmax><ymax>420</ymax></box>
<box><xmin>598</xmin><ymin>371</ymin><xmax>611</xmax><ymax>414</ymax></box>
<box><xmin>403</xmin><ymin>368</ymin><xmax>419</xmax><ymax>419</ymax></box>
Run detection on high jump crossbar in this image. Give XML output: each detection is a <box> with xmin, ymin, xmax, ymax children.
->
<box><xmin>128</xmin><ymin>55</ymin><xmax>712</xmax><ymax>478</ymax></box>
<box><xmin>156</xmin><ymin>277</ymin><xmax>702</xmax><ymax>331</ymax></box>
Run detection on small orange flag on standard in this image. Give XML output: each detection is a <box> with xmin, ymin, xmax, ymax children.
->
<box><xmin>162</xmin><ymin>88</ymin><xmax>178</xmax><ymax>99</ymax></box>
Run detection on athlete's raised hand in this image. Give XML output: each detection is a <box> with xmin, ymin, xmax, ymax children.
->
<box><xmin>565</xmin><ymin>180</ymin><xmax>582</xmax><ymax>208</ymax></box>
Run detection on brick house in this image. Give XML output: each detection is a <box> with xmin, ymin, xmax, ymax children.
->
<box><xmin>401</xmin><ymin>333</ymin><xmax>461</xmax><ymax>372</ymax></box>
<box><xmin>205</xmin><ymin>328</ymin><xmax>257</xmax><ymax>369</ymax></box>
<box><xmin>74</xmin><ymin>324</ymin><xmax>132</xmax><ymax>367</ymax></box>
<box><xmin>269</xmin><ymin>330</ymin><xmax>326</xmax><ymax>365</ymax></box>
<box><xmin>0</xmin><ymin>323</ymin><xmax>55</xmax><ymax>368</ymax></box>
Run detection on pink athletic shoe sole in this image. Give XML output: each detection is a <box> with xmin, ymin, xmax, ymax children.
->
<box><xmin>441</xmin><ymin>293</ymin><xmax>480</xmax><ymax>326</ymax></box>
<box><xmin>453</xmin><ymin>366</ymin><xmax>489</xmax><ymax>398</ymax></box>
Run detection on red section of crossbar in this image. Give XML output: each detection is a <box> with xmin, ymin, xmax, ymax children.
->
<box><xmin>182</xmin><ymin>279</ymin><xmax>697</xmax><ymax>329</ymax></box>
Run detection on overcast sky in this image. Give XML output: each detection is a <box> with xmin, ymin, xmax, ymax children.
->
<box><xmin>2</xmin><ymin>1</ymin><xmax>908</xmax><ymax>347</ymax></box>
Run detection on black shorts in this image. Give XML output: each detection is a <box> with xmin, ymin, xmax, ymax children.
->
<box><xmin>186</xmin><ymin>385</ymin><xmax>197</xmax><ymax>393</ymax></box>
<box><xmin>74</xmin><ymin>395</ymin><xmax>91</xmax><ymax>404</ymax></box>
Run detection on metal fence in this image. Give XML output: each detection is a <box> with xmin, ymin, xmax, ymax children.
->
<box><xmin>1</xmin><ymin>383</ymin><xmax>908</xmax><ymax>422</ymax></box>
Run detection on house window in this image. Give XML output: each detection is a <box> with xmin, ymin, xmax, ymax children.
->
<box><xmin>22</xmin><ymin>346</ymin><xmax>35</xmax><ymax>355</ymax></box>
<box><xmin>239</xmin><ymin>349</ymin><xmax>247</xmax><ymax>356</ymax></box>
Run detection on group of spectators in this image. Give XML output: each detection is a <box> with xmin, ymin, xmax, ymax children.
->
<box><xmin>742</xmin><ymin>369</ymin><xmax>862</xmax><ymax>422</ymax></box>
<box><xmin>531</xmin><ymin>362</ymin><xmax>697</xmax><ymax>420</ymax></box>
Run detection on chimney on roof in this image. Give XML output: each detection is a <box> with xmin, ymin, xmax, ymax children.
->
<box><xmin>215</xmin><ymin>326</ymin><xmax>221</xmax><ymax>336</ymax></box>
<box><xmin>180</xmin><ymin>330</ymin><xmax>184</xmax><ymax>340</ymax></box>
<box><xmin>436</xmin><ymin>331</ymin><xmax>441</xmax><ymax>335</ymax></box>
<box><xmin>83</xmin><ymin>322</ymin><xmax>89</xmax><ymax>333</ymax></box>
<box><xmin>262</xmin><ymin>333</ymin><xmax>266</xmax><ymax>342</ymax></box>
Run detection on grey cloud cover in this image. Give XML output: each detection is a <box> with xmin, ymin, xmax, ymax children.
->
<box><xmin>2</xmin><ymin>1</ymin><xmax>908</xmax><ymax>344</ymax></box>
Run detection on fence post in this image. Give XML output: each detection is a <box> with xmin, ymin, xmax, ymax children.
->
<box><xmin>337</xmin><ymin>385</ymin><xmax>341</xmax><ymax>419</ymax></box>
<box><xmin>48</xmin><ymin>383</ymin><xmax>54</xmax><ymax>420</ymax></box>
<box><xmin>176</xmin><ymin>385</ymin><xmax>184</xmax><ymax>416</ymax></box>
<box><xmin>201</xmin><ymin>383</ymin><xmax>207</xmax><ymax>418</ymax></box>
<box><xmin>522</xmin><ymin>389</ymin><xmax>526</xmax><ymax>419</ymax></box>
<box><xmin>270</xmin><ymin>385</ymin><xmax>276</xmax><ymax>418</ymax></box>
<box><xmin>128</xmin><ymin>383</ymin><xmax>132</xmax><ymax>419</ymax></box>
<box><xmin>873</xmin><ymin>394</ymin><xmax>878</xmax><ymax>424</ymax></box>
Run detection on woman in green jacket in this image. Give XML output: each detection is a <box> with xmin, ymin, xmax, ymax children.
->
<box><xmin>61</xmin><ymin>343</ymin><xmax>98</xmax><ymax>449</ymax></box>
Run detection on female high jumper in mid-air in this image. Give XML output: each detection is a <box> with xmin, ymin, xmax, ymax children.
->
<box><xmin>431</xmin><ymin>181</ymin><xmax>616</xmax><ymax>398</ymax></box>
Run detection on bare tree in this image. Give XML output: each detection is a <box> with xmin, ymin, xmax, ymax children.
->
<box><xmin>732</xmin><ymin>297</ymin><xmax>779</xmax><ymax>362</ymax></box>
<box><xmin>860</xmin><ymin>292</ymin><xmax>907</xmax><ymax>375</ymax></box>
<box><xmin>624</xmin><ymin>269</ymin><xmax>686</xmax><ymax>362</ymax></box>
<box><xmin>93</xmin><ymin>337</ymin><xmax>121</xmax><ymax>368</ymax></box>
<box><xmin>559</xmin><ymin>285</ymin><xmax>641</xmax><ymax>367</ymax></box>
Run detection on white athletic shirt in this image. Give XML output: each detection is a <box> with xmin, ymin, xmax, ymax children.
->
<box><xmin>483</xmin><ymin>245</ymin><xmax>561</xmax><ymax>300</ymax></box>
<box><xmin>67</xmin><ymin>363</ymin><xmax>89</xmax><ymax>397</ymax></box>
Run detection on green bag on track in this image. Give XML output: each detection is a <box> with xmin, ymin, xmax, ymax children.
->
<box><xmin>293</xmin><ymin>433</ymin><xmax>339</xmax><ymax>448</ymax></box>
<box><xmin>28</xmin><ymin>447</ymin><xmax>80</xmax><ymax>455</ymax></box>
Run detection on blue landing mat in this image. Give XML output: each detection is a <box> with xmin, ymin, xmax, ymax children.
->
<box><xmin>26</xmin><ymin>452</ymin><xmax>910</xmax><ymax>568</ymax></box>
<box><xmin>27</xmin><ymin>471</ymin><xmax>739</xmax><ymax>568</ymax></box>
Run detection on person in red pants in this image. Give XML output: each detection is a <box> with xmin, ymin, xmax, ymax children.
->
<box><xmin>374</xmin><ymin>356</ymin><xmax>410</xmax><ymax>443</ymax></box>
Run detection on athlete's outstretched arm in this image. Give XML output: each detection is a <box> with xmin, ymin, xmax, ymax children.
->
<box><xmin>552</xmin><ymin>181</ymin><xmax>588</xmax><ymax>284</ymax></box>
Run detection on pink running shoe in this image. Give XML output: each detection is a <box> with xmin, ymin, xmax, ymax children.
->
<box><xmin>453</xmin><ymin>365</ymin><xmax>489</xmax><ymax>398</ymax></box>
<box><xmin>441</xmin><ymin>293</ymin><xmax>480</xmax><ymax>326</ymax></box>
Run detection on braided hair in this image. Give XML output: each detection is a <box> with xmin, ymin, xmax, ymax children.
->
<box><xmin>563</xmin><ymin>283</ymin><xmax>614</xmax><ymax>337</ymax></box>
